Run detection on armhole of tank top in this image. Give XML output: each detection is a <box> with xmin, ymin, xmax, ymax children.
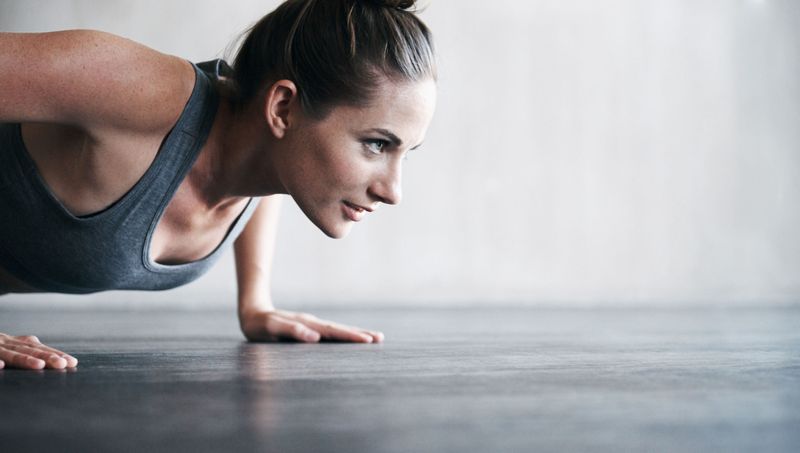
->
<box><xmin>7</xmin><ymin>65</ymin><xmax>203</xmax><ymax>222</ymax></box>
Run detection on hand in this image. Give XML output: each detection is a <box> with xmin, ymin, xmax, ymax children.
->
<box><xmin>0</xmin><ymin>333</ymin><xmax>78</xmax><ymax>370</ymax></box>
<box><xmin>239</xmin><ymin>309</ymin><xmax>385</xmax><ymax>344</ymax></box>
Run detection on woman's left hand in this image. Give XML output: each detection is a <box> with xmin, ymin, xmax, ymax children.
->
<box><xmin>239</xmin><ymin>309</ymin><xmax>384</xmax><ymax>344</ymax></box>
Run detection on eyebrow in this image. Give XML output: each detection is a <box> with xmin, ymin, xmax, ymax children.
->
<box><xmin>368</xmin><ymin>128</ymin><xmax>424</xmax><ymax>150</ymax></box>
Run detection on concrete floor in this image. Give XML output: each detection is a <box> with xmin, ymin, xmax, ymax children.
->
<box><xmin>0</xmin><ymin>306</ymin><xmax>798</xmax><ymax>453</ymax></box>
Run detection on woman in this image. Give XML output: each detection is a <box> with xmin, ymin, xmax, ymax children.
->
<box><xmin>0</xmin><ymin>0</ymin><xmax>437</xmax><ymax>370</ymax></box>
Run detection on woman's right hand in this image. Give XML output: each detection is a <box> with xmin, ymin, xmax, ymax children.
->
<box><xmin>0</xmin><ymin>333</ymin><xmax>78</xmax><ymax>370</ymax></box>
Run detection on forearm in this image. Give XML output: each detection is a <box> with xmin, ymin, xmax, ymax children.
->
<box><xmin>234</xmin><ymin>195</ymin><xmax>283</xmax><ymax>317</ymax></box>
<box><xmin>235</xmin><ymin>260</ymin><xmax>273</xmax><ymax>315</ymax></box>
<box><xmin>232</xmin><ymin>196</ymin><xmax>383</xmax><ymax>344</ymax></box>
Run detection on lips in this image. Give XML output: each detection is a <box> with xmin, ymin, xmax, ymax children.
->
<box><xmin>349</xmin><ymin>201</ymin><xmax>374</xmax><ymax>212</ymax></box>
<box><xmin>342</xmin><ymin>201</ymin><xmax>367</xmax><ymax>222</ymax></box>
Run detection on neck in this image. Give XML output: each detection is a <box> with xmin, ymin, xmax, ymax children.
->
<box><xmin>190</xmin><ymin>97</ymin><xmax>286</xmax><ymax>211</ymax></box>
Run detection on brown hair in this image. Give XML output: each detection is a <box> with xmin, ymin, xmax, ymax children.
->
<box><xmin>230</xmin><ymin>0</ymin><xmax>436</xmax><ymax>117</ymax></box>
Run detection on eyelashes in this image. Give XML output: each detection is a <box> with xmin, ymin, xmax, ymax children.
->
<box><xmin>362</xmin><ymin>138</ymin><xmax>412</xmax><ymax>160</ymax></box>
<box><xmin>363</xmin><ymin>139</ymin><xmax>389</xmax><ymax>154</ymax></box>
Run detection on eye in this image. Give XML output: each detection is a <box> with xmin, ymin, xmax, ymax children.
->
<box><xmin>364</xmin><ymin>139</ymin><xmax>389</xmax><ymax>155</ymax></box>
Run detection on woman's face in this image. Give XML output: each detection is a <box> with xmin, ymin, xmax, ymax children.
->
<box><xmin>279</xmin><ymin>78</ymin><xmax>437</xmax><ymax>238</ymax></box>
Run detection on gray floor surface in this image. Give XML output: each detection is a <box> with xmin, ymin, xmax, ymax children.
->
<box><xmin>0</xmin><ymin>306</ymin><xmax>798</xmax><ymax>453</ymax></box>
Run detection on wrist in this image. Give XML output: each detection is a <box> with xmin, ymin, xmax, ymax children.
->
<box><xmin>237</xmin><ymin>296</ymin><xmax>275</xmax><ymax>318</ymax></box>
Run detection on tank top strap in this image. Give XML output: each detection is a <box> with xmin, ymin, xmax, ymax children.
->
<box><xmin>196</xmin><ymin>59</ymin><xmax>234</xmax><ymax>82</ymax></box>
<box><xmin>139</xmin><ymin>62</ymin><xmax>219</xmax><ymax>215</ymax></box>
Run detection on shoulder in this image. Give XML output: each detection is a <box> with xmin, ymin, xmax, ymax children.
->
<box><xmin>1</xmin><ymin>30</ymin><xmax>196</xmax><ymax>139</ymax></box>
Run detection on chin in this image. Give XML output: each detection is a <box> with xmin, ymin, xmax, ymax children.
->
<box><xmin>295</xmin><ymin>200</ymin><xmax>354</xmax><ymax>239</ymax></box>
<box><xmin>313</xmin><ymin>216</ymin><xmax>353</xmax><ymax>239</ymax></box>
<box><xmin>319</xmin><ymin>226</ymin><xmax>351</xmax><ymax>239</ymax></box>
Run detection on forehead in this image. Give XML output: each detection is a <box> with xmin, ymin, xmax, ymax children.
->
<box><xmin>320</xmin><ymin>78</ymin><xmax>437</xmax><ymax>142</ymax></box>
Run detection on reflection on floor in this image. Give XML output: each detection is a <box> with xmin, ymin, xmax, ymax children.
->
<box><xmin>1</xmin><ymin>306</ymin><xmax>799</xmax><ymax>452</ymax></box>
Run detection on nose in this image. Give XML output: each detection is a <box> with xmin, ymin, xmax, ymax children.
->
<box><xmin>369</xmin><ymin>161</ymin><xmax>403</xmax><ymax>206</ymax></box>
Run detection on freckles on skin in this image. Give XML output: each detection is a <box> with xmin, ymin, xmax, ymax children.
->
<box><xmin>286</xmin><ymin>126</ymin><xmax>363</xmax><ymax>238</ymax></box>
<box><xmin>282</xmin><ymin>78</ymin><xmax>437</xmax><ymax>239</ymax></box>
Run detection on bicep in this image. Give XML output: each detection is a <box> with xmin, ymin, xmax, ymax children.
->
<box><xmin>0</xmin><ymin>30</ymin><xmax>192</xmax><ymax>134</ymax></box>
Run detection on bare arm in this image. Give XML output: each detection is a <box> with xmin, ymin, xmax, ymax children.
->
<box><xmin>0</xmin><ymin>30</ymin><xmax>192</xmax><ymax>370</ymax></box>
<box><xmin>234</xmin><ymin>195</ymin><xmax>283</xmax><ymax>316</ymax></box>
<box><xmin>0</xmin><ymin>30</ymin><xmax>193</xmax><ymax>136</ymax></box>
<box><xmin>233</xmin><ymin>196</ymin><xmax>384</xmax><ymax>343</ymax></box>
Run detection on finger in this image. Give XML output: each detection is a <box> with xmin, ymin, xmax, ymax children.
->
<box><xmin>362</xmin><ymin>330</ymin><xmax>385</xmax><ymax>343</ymax></box>
<box><xmin>17</xmin><ymin>335</ymin><xmax>41</xmax><ymax>344</ymax></box>
<box><xmin>0</xmin><ymin>349</ymin><xmax>45</xmax><ymax>370</ymax></box>
<box><xmin>3</xmin><ymin>343</ymin><xmax>67</xmax><ymax>369</ymax></box>
<box><xmin>265</xmin><ymin>315</ymin><xmax>321</xmax><ymax>343</ymax></box>
<box><xmin>9</xmin><ymin>338</ymin><xmax>77</xmax><ymax>368</ymax></box>
<box><xmin>64</xmin><ymin>355</ymin><xmax>79</xmax><ymax>368</ymax></box>
<box><xmin>4</xmin><ymin>343</ymin><xmax>67</xmax><ymax>369</ymax></box>
<box><xmin>0</xmin><ymin>359</ymin><xmax>4</xmax><ymax>369</ymax></box>
<box><xmin>301</xmin><ymin>319</ymin><xmax>374</xmax><ymax>343</ymax></box>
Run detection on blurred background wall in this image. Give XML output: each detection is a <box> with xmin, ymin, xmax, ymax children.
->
<box><xmin>1</xmin><ymin>0</ymin><xmax>798</xmax><ymax>309</ymax></box>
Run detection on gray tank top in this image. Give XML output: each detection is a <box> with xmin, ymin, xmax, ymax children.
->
<box><xmin>0</xmin><ymin>60</ymin><xmax>259</xmax><ymax>294</ymax></box>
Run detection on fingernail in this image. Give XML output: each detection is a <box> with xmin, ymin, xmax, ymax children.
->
<box><xmin>28</xmin><ymin>357</ymin><xmax>45</xmax><ymax>368</ymax></box>
<box><xmin>51</xmin><ymin>356</ymin><xmax>67</xmax><ymax>368</ymax></box>
<box><xmin>304</xmin><ymin>331</ymin><xmax>320</xmax><ymax>342</ymax></box>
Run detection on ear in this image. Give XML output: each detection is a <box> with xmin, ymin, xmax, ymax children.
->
<box><xmin>263</xmin><ymin>79</ymin><xmax>298</xmax><ymax>139</ymax></box>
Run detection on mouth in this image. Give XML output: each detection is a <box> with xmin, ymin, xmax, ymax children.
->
<box><xmin>345</xmin><ymin>200</ymin><xmax>374</xmax><ymax>212</ymax></box>
<box><xmin>342</xmin><ymin>201</ymin><xmax>370</xmax><ymax>222</ymax></box>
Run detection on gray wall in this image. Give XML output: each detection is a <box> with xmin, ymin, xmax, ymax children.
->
<box><xmin>2</xmin><ymin>0</ymin><xmax>798</xmax><ymax>308</ymax></box>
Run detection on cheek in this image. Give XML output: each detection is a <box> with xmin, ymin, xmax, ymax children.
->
<box><xmin>330</xmin><ymin>158</ymin><xmax>367</xmax><ymax>187</ymax></box>
<box><xmin>313</xmin><ymin>146</ymin><xmax>369</xmax><ymax>193</ymax></box>
<box><xmin>295</xmin><ymin>129</ymin><xmax>371</xmax><ymax>203</ymax></box>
